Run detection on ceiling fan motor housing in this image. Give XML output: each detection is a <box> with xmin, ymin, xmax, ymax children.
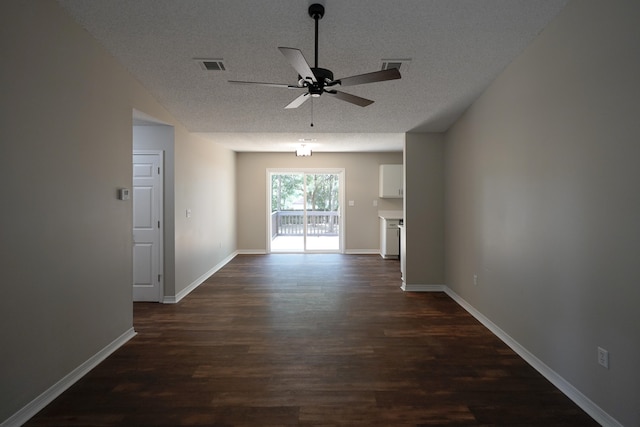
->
<box><xmin>313</xmin><ymin>67</ymin><xmax>333</xmax><ymax>83</ymax></box>
<box><xmin>299</xmin><ymin>67</ymin><xmax>335</xmax><ymax>96</ymax></box>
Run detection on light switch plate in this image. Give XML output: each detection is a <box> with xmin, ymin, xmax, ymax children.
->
<box><xmin>118</xmin><ymin>188</ymin><xmax>130</xmax><ymax>200</ymax></box>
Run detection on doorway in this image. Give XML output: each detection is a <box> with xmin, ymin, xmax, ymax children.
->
<box><xmin>133</xmin><ymin>111</ymin><xmax>175</xmax><ymax>304</ymax></box>
<box><xmin>268</xmin><ymin>169</ymin><xmax>344</xmax><ymax>253</ymax></box>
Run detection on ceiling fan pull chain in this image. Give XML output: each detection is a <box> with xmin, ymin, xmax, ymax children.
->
<box><xmin>310</xmin><ymin>98</ymin><xmax>314</xmax><ymax>127</ymax></box>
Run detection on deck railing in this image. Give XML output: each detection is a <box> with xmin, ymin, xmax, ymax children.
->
<box><xmin>271</xmin><ymin>211</ymin><xmax>339</xmax><ymax>237</ymax></box>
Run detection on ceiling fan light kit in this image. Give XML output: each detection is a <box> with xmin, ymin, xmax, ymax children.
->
<box><xmin>229</xmin><ymin>3</ymin><xmax>401</xmax><ymax>114</ymax></box>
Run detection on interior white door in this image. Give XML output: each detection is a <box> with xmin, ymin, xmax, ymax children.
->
<box><xmin>132</xmin><ymin>152</ymin><xmax>163</xmax><ymax>302</ymax></box>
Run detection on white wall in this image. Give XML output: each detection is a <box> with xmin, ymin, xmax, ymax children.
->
<box><xmin>444</xmin><ymin>1</ymin><xmax>640</xmax><ymax>425</ymax></box>
<box><xmin>173</xmin><ymin>130</ymin><xmax>236</xmax><ymax>297</ymax></box>
<box><xmin>235</xmin><ymin>152</ymin><xmax>403</xmax><ymax>253</ymax></box>
<box><xmin>0</xmin><ymin>2</ymin><xmax>134</xmax><ymax>421</ymax></box>
<box><xmin>403</xmin><ymin>133</ymin><xmax>445</xmax><ymax>286</ymax></box>
<box><xmin>0</xmin><ymin>1</ymin><xmax>237</xmax><ymax>423</ymax></box>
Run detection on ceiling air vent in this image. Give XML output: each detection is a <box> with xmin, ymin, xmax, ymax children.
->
<box><xmin>195</xmin><ymin>59</ymin><xmax>226</xmax><ymax>71</ymax></box>
<box><xmin>381</xmin><ymin>59</ymin><xmax>411</xmax><ymax>73</ymax></box>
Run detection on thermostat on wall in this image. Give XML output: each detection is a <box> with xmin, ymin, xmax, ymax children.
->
<box><xmin>118</xmin><ymin>188</ymin><xmax>130</xmax><ymax>200</ymax></box>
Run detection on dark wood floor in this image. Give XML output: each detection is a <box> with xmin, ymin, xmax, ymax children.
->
<box><xmin>27</xmin><ymin>254</ymin><xmax>598</xmax><ymax>426</ymax></box>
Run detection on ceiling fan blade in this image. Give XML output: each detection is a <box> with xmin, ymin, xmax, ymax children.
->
<box><xmin>336</xmin><ymin>68</ymin><xmax>401</xmax><ymax>87</ymax></box>
<box><xmin>325</xmin><ymin>90</ymin><xmax>374</xmax><ymax>107</ymax></box>
<box><xmin>278</xmin><ymin>47</ymin><xmax>317</xmax><ymax>83</ymax></box>
<box><xmin>285</xmin><ymin>93</ymin><xmax>311</xmax><ymax>109</ymax></box>
<box><xmin>228</xmin><ymin>80</ymin><xmax>301</xmax><ymax>89</ymax></box>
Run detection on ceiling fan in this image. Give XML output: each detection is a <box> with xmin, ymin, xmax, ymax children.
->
<box><xmin>229</xmin><ymin>3</ymin><xmax>401</xmax><ymax>110</ymax></box>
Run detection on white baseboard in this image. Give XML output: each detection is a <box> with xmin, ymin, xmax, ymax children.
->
<box><xmin>239</xmin><ymin>249</ymin><xmax>381</xmax><ymax>255</ymax></box>
<box><xmin>164</xmin><ymin>251</ymin><xmax>238</xmax><ymax>304</ymax></box>
<box><xmin>344</xmin><ymin>249</ymin><xmax>380</xmax><ymax>255</ymax></box>
<box><xmin>1</xmin><ymin>328</ymin><xmax>136</xmax><ymax>427</ymax></box>
<box><xmin>442</xmin><ymin>287</ymin><xmax>622</xmax><ymax>427</ymax></box>
<box><xmin>236</xmin><ymin>249</ymin><xmax>267</xmax><ymax>255</ymax></box>
<box><xmin>401</xmin><ymin>283</ymin><xmax>446</xmax><ymax>292</ymax></box>
<box><xmin>400</xmin><ymin>283</ymin><xmax>621</xmax><ymax>426</ymax></box>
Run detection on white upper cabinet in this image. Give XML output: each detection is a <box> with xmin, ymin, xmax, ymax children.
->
<box><xmin>379</xmin><ymin>164</ymin><xmax>403</xmax><ymax>198</ymax></box>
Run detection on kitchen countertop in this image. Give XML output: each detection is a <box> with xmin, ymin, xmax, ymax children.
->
<box><xmin>378</xmin><ymin>210</ymin><xmax>403</xmax><ymax>220</ymax></box>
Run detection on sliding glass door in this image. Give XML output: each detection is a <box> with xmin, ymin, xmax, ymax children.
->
<box><xmin>268</xmin><ymin>169</ymin><xmax>343</xmax><ymax>253</ymax></box>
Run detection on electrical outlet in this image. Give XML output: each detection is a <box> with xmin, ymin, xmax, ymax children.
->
<box><xmin>597</xmin><ymin>347</ymin><xmax>609</xmax><ymax>369</ymax></box>
<box><xmin>473</xmin><ymin>274</ymin><xmax>478</xmax><ymax>286</ymax></box>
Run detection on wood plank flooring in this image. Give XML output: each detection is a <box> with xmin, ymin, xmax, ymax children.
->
<box><xmin>26</xmin><ymin>254</ymin><xmax>599</xmax><ymax>426</ymax></box>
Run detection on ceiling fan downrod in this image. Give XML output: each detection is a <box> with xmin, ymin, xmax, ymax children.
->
<box><xmin>308</xmin><ymin>4</ymin><xmax>324</xmax><ymax>69</ymax></box>
<box><xmin>306</xmin><ymin>4</ymin><xmax>333</xmax><ymax>98</ymax></box>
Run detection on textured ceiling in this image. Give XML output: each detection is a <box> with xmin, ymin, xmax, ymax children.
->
<box><xmin>58</xmin><ymin>0</ymin><xmax>568</xmax><ymax>152</ymax></box>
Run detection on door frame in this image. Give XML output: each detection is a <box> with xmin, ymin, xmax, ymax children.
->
<box><xmin>133</xmin><ymin>149</ymin><xmax>164</xmax><ymax>302</ymax></box>
<box><xmin>266</xmin><ymin>168</ymin><xmax>345</xmax><ymax>254</ymax></box>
